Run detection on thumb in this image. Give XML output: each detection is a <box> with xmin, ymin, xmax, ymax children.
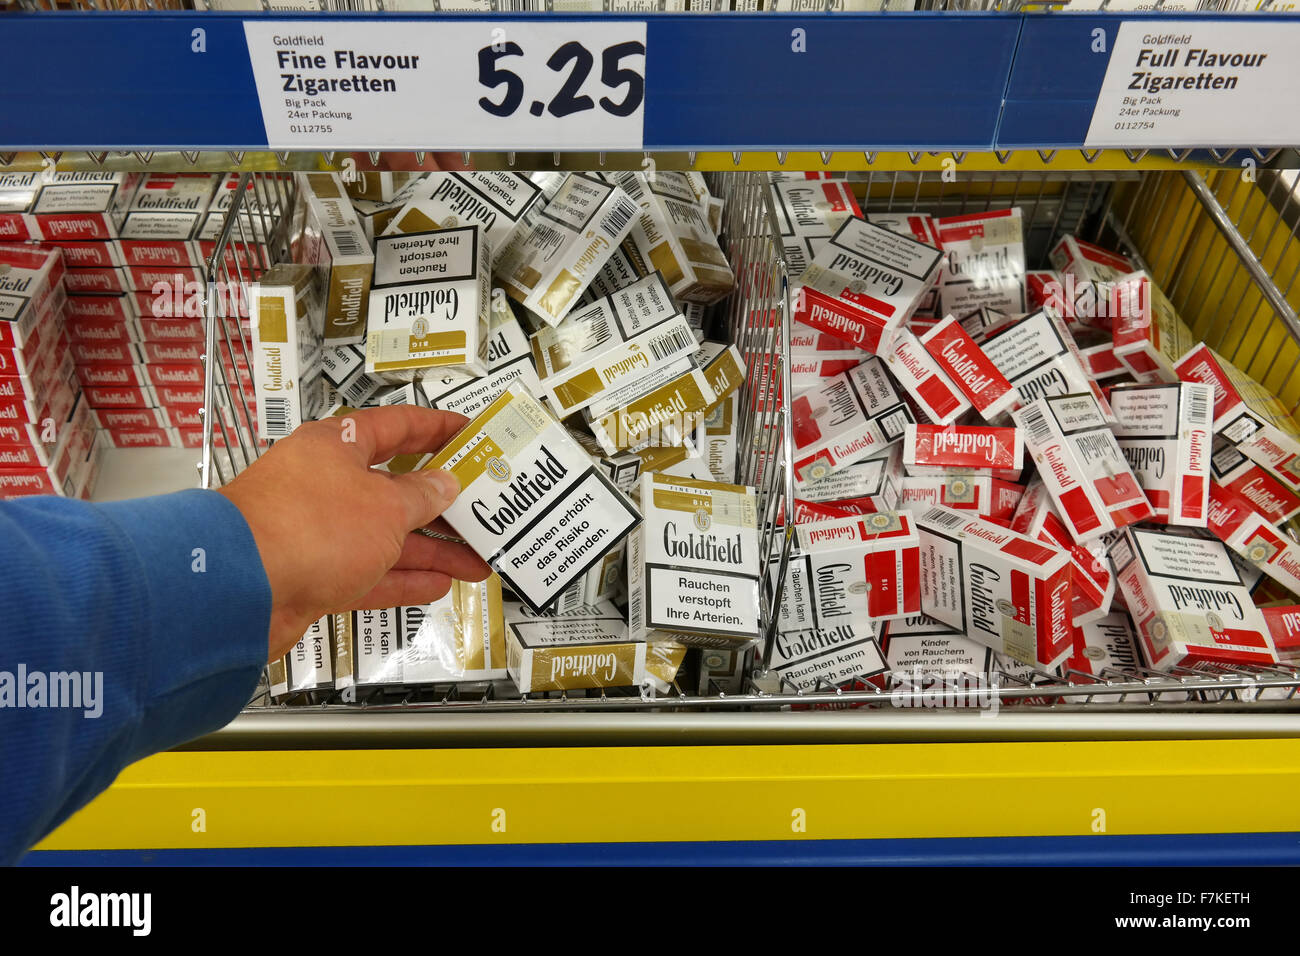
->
<box><xmin>389</xmin><ymin>468</ymin><xmax>461</xmax><ymax>531</ymax></box>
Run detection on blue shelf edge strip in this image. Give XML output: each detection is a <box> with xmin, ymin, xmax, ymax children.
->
<box><xmin>20</xmin><ymin>832</ymin><xmax>1300</xmax><ymax>866</ymax></box>
<box><xmin>3</xmin><ymin>11</ymin><xmax>1298</xmax><ymax>152</ymax></box>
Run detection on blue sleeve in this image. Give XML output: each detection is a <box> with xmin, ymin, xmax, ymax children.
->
<box><xmin>0</xmin><ymin>488</ymin><xmax>271</xmax><ymax>865</ymax></box>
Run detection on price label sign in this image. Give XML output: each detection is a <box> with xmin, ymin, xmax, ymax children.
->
<box><xmin>244</xmin><ymin>20</ymin><xmax>647</xmax><ymax>150</ymax></box>
<box><xmin>1085</xmin><ymin>20</ymin><xmax>1300</xmax><ymax>148</ymax></box>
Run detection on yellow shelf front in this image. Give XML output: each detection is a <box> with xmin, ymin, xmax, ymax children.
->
<box><xmin>35</xmin><ymin>738</ymin><xmax>1300</xmax><ymax>852</ymax></box>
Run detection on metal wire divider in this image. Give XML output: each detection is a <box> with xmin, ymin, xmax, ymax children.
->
<box><xmin>200</xmin><ymin>171</ymin><xmax>295</xmax><ymax>489</ymax></box>
<box><xmin>709</xmin><ymin>170</ymin><xmax>796</xmax><ymax>672</ymax></box>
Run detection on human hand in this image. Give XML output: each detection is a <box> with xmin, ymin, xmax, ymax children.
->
<box><xmin>217</xmin><ymin>405</ymin><xmax>491</xmax><ymax>662</ymax></box>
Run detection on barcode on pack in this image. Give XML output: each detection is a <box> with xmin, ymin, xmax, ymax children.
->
<box><xmin>1187</xmin><ymin>384</ymin><xmax>1210</xmax><ymax>424</ymax></box>
<box><xmin>601</xmin><ymin>197</ymin><xmax>638</xmax><ymax>239</ymax></box>
<box><xmin>342</xmin><ymin>374</ymin><xmax>378</xmax><ymax>406</ymax></box>
<box><xmin>922</xmin><ymin>507</ymin><xmax>965</xmax><ymax>531</ymax></box>
<box><xmin>1020</xmin><ymin>404</ymin><xmax>1053</xmax><ymax>447</ymax></box>
<box><xmin>263</xmin><ymin>396</ymin><xmax>292</xmax><ymax>438</ymax></box>
<box><xmin>331</xmin><ymin>227</ymin><xmax>364</xmax><ymax>258</ymax></box>
<box><xmin>647</xmin><ymin>326</ymin><xmax>695</xmax><ymax>362</ymax></box>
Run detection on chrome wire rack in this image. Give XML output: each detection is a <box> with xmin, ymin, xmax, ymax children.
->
<box><xmin>200</xmin><ymin>172</ymin><xmax>296</xmax><ymax>487</ymax></box>
<box><xmin>199</xmin><ymin>165</ymin><xmax>1300</xmax><ymax>717</ymax></box>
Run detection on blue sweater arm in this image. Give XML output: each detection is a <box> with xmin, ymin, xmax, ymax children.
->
<box><xmin>0</xmin><ymin>489</ymin><xmax>271</xmax><ymax>864</ymax></box>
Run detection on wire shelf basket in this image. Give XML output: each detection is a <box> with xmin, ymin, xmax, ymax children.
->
<box><xmin>203</xmin><ymin>165</ymin><xmax>1300</xmax><ymax>717</ymax></box>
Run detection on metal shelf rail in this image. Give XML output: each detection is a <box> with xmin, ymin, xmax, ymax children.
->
<box><xmin>198</xmin><ymin>166</ymin><xmax>1300</xmax><ymax>719</ymax></box>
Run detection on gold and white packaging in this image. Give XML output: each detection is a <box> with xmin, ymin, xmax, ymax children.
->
<box><xmin>495</xmin><ymin>173</ymin><xmax>639</xmax><ymax>328</ymax></box>
<box><xmin>423</xmin><ymin>385</ymin><xmax>641</xmax><ymax>612</ymax></box>
<box><xmin>295</xmin><ymin>172</ymin><xmax>374</xmax><ymax>344</ymax></box>
<box><xmin>627</xmin><ymin>473</ymin><xmax>761</xmax><ymax>647</ymax></box>
<box><xmin>365</xmin><ymin>224</ymin><xmax>490</xmax><ymax>378</ymax></box>
<box><xmin>249</xmin><ymin>262</ymin><xmax>324</xmax><ymax>440</ymax></box>
<box><xmin>504</xmin><ymin>600</ymin><xmax>646</xmax><ymax>693</ymax></box>
<box><xmin>384</xmin><ymin>171</ymin><xmax>543</xmax><ymax>267</ymax></box>
<box><xmin>611</xmin><ymin>171</ymin><xmax>735</xmax><ymax>304</ymax></box>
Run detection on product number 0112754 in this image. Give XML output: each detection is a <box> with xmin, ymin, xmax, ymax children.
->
<box><xmin>1113</xmin><ymin>121</ymin><xmax>1156</xmax><ymax>131</ymax></box>
<box><xmin>477</xmin><ymin>40</ymin><xmax>646</xmax><ymax>120</ymax></box>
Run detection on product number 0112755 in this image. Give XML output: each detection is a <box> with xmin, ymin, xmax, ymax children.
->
<box><xmin>477</xmin><ymin>40</ymin><xmax>646</xmax><ymax>120</ymax></box>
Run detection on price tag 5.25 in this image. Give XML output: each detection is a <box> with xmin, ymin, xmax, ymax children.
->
<box><xmin>245</xmin><ymin>20</ymin><xmax>648</xmax><ymax>151</ymax></box>
<box><xmin>478</xmin><ymin>38</ymin><xmax>645</xmax><ymax>121</ymax></box>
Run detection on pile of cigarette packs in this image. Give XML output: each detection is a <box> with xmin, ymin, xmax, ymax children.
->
<box><xmin>0</xmin><ymin>171</ymin><xmax>276</xmax><ymax>459</ymax></box>
<box><xmin>20</xmin><ymin>166</ymin><xmax>1274</xmax><ymax>701</ymax></box>
<box><xmin>268</xmin><ymin>169</ymin><xmax>767</xmax><ymax>700</ymax></box>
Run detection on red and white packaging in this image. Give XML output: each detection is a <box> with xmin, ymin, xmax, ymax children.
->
<box><xmin>119</xmin><ymin>173</ymin><xmax>217</xmax><ymax>241</ymax></box>
<box><xmin>1109</xmin><ymin>273</ymin><xmax>1196</xmax><ymax>384</ymax></box>
<box><xmin>64</xmin><ymin>266</ymin><xmax>129</xmax><ymax>296</ymax></box>
<box><xmin>1207</xmin><ymin>480</ymin><xmax>1300</xmax><ymax>598</ymax></box>
<box><xmin>1110</xmin><ymin>527</ymin><xmax>1277</xmax><ymax>670</ymax></box>
<box><xmin>899</xmin><ymin>475</ymin><xmax>1023</xmax><ymax>520</ymax></box>
<box><xmin>64</xmin><ymin>294</ymin><xmax>137</xmax><ymax>324</ymax></box>
<box><xmin>902</xmin><ymin>423</ymin><xmax>1023</xmax><ymax>481</ymax></box>
<box><xmin>935</xmin><ymin>209</ymin><xmax>1027</xmax><ymax>318</ymax></box>
<box><xmin>0</xmin><ymin>394</ymin><xmax>95</xmax><ymax>499</ymax></box>
<box><xmin>1175</xmin><ymin>342</ymin><xmax>1300</xmax><ymax>446</ymax></box>
<box><xmin>91</xmin><ymin>407</ymin><xmax>167</xmax><ymax>429</ymax></box>
<box><xmin>0</xmin><ymin>173</ymin><xmax>38</xmax><ymax>242</ymax></box>
<box><xmin>47</xmin><ymin>240</ymin><xmax>124</xmax><ymax>269</ymax></box>
<box><xmin>789</xmin><ymin>355</ymin><xmax>867</xmax><ymax>391</ymax></box>
<box><xmin>770</xmin><ymin>179</ymin><xmax>863</xmax><ymax>278</ymax></box>
<box><xmin>74</xmin><ymin>363</ymin><xmax>148</xmax><ymax>389</ymax></box>
<box><xmin>915</xmin><ymin>505</ymin><xmax>1074</xmax><ymax>669</ymax></box>
<box><xmin>1011</xmin><ymin>476</ymin><xmax>1115</xmax><ymax>626</ymax></box>
<box><xmin>1210</xmin><ymin>439</ymin><xmax>1300</xmax><ymax>525</ymax></box>
<box><xmin>980</xmin><ymin>307</ymin><xmax>1116</xmax><ymax>419</ymax></box>
<box><xmin>138</xmin><ymin>340</ymin><xmax>203</xmax><ymax>365</ymax></box>
<box><xmin>884</xmin><ymin>328</ymin><xmax>971</xmax><ymax>425</ymax></box>
<box><xmin>1260</xmin><ymin>606</ymin><xmax>1300</xmax><ymax>661</ymax></box>
<box><xmin>790</xmin><ymin>356</ymin><xmax>914</xmax><ymax>483</ymax></box>
<box><xmin>119</xmin><ymin>238</ymin><xmax>202</xmax><ymax>269</ymax></box>
<box><xmin>774</xmin><ymin>511</ymin><xmax>922</xmax><ymax>631</ymax></box>
<box><xmin>1059</xmin><ymin>611</ymin><xmax>1142</xmax><ymax>678</ymax></box>
<box><xmin>880</xmin><ymin>613</ymin><xmax>992</xmax><ymax>677</ymax></box>
<box><xmin>1048</xmin><ymin>235</ymin><xmax>1135</xmax><ymax>329</ymax></box>
<box><xmin>1109</xmin><ymin>382</ymin><xmax>1213</xmax><ymax>526</ymax></box>
<box><xmin>70</xmin><ymin>341</ymin><xmax>141</xmax><ymax>366</ymax></box>
<box><xmin>1235</xmin><ymin>428</ymin><xmax>1300</xmax><ymax>496</ymax></box>
<box><xmin>83</xmin><ymin>384</ymin><xmax>157</xmax><ymax>409</ymax></box>
<box><xmin>65</xmin><ymin>315</ymin><xmax>141</xmax><ymax>347</ymax></box>
<box><xmin>1078</xmin><ymin>334</ymin><xmax>1126</xmax><ymax>380</ymax></box>
<box><xmin>0</xmin><ymin>243</ymin><xmax>65</xmax><ymax>350</ymax></box>
<box><xmin>102</xmin><ymin>426</ymin><xmax>179</xmax><ymax>449</ymax></box>
<box><xmin>917</xmin><ymin>313</ymin><xmax>1016</xmax><ymax>420</ymax></box>
<box><xmin>143</xmin><ymin>363</ymin><xmax>204</xmax><ymax>390</ymax></box>
<box><xmin>1014</xmin><ymin>392</ymin><xmax>1153</xmax><ymax>543</ymax></box>
<box><xmin>1025</xmin><ymin>270</ymin><xmax>1063</xmax><ymax>313</ymax></box>
<box><xmin>137</xmin><ymin>316</ymin><xmax>204</xmax><ymax>345</ymax></box>
<box><xmin>959</xmin><ymin>305</ymin><xmax>1015</xmax><ymax>342</ymax></box>
<box><xmin>793</xmin><ymin>217</ymin><xmax>943</xmax><ymax>353</ymax></box>
<box><xmin>126</xmin><ymin>264</ymin><xmax>204</xmax><ymax>294</ymax></box>
<box><xmin>157</xmin><ymin>403</ymin><xmax>203</xmax><ymax>429</ymax></box>
<box><xmin>155</xmin><ymin>383</ymin><xmax>208</xmax><ymax>408</ymax></box>
<box><xmin>25</xmin><ymin>172</ymin><xmax>139</xmax><ymax>241</ymax></box>
<box><xmin>790</xmin><ymin>328</ymin><xmax>868</xmax><ymax>358</ymax></box>
<box><xmin>793</xmin><ymin>446</ymin><xmax>902</xmax><ymax>514</ymax></box>
<box><xmin>868</xmin><ymin>212</ymin><xmax>944</xmax><ymax>315</ymax></box>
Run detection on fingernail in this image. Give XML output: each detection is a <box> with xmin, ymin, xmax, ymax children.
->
<box><xmin>426</xmin><ymin>468</ymin><xmax>460</xmax><ymax>502</ymax></box>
